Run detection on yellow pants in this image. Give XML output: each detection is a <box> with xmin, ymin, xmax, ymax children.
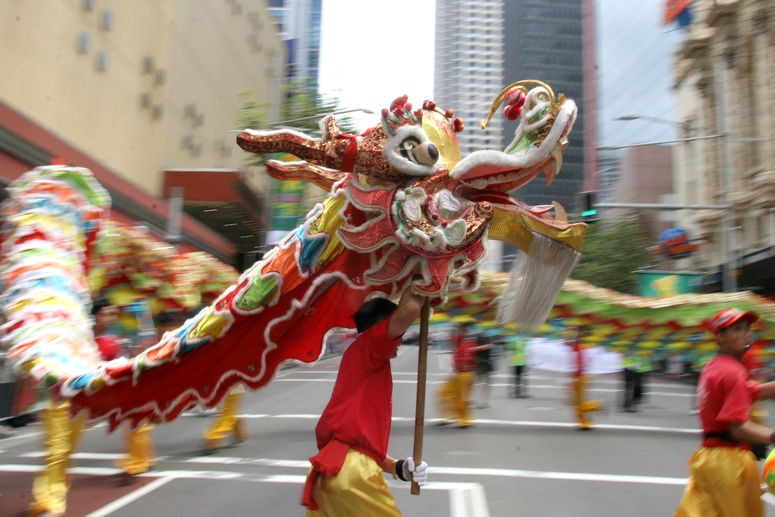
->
<box><xmin>305</xmin><ymin>449</ymin><xmax>401</xmax><ymax>517</ymax></box>
<box><xmin>674</xmin><ymin>447</ymin><xmax>763</xmax><ymax>517</ymax></box>
<box><xmin>28</xmin><ymin>401</ymin><xmax>86</xmax><ymax>516</ymax></box>
<box><xmin>115</xmin><ymin>422</ymin><xmax>155</xmax><ymax>475</ymax></box>
<box><xmin>438</xmin><ymin>371</ymin><xmax>475</xmax><ymax>426</ymax></box>
<box><xmin>571</xmin><ymin>375</ymin><xmax>604</xmax><ymax>429</ymax></box>
<box><xmin>203</xmin><ymin>390</ymin><xmax>246</xmax><ymax>448</ymax></box>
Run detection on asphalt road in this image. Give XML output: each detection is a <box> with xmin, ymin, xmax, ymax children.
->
<box><xmin>2</xmin><ymin>346</ymin><xmax>775</xmax><ymax>517</ymax></box>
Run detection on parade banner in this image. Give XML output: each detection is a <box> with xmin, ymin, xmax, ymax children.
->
<box><xmin>636</xmin><ymin>270</ymin><xmax>703</xmax><ymax>297</ymax></box>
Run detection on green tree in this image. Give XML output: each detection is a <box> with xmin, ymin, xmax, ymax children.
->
<box><xmin>571</xmin><ymin>213</ymin><xmax>655</xmax><ymax>294</ymax></box>
<box><xmin>235</xmin><ymin>89</ymin><xmax>269</xmax><ymax>168</ymax></box>
<box><xmin>281</xmin><ymin>78</ymin><xmax>360</xmax><ymax>135</ymax></box>
<box><xmin>235</xmin><ymin>89</ymin><xmax>268</xmax><ymax>134</ymax></box>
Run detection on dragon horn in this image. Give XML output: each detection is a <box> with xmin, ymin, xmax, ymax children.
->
<box><xmin>480</xmin><ymin>79</ymin><xmax>556</xmax><ymax>130</ymax></box>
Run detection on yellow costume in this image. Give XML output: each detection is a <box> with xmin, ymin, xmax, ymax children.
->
<box><xmin>568</xmin><ymin>333</ymin><xmax>605</xmax><ymax>430</ymax></box>
<box><xmin>305</xmin><ymin>449</ymin><xmax>401</xmax><ymax>517</ymax></box>
<box><xmin>674</xmin><ymin>447</ymin><xmax>763</xmax><ymax>517</ymax></box>
<box><xmin>203</xmin><ymin>385</ymin><xmax>247</xmax><ymax>450</ymax></box>
<box><xmin>438</xmin><ymin>371</ymin><xmax>475</xmax><ymax>427</ymax></box>
<box><xmin>571</xmin><ymin>375</ymin><xmax>605</xmax><ymax>430</ymax></box>
<box><xmin>27</xmin><ymin>400</ymin><xmax>86</xmax><ymax>517</ymax></box>
<box><xmin>116</xmin><ymin>422</ymin><xmax>155</xmax><ymax>476</ymax></box>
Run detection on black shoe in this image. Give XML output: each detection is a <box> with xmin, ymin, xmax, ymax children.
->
<box><xmin>117</xmin><ymin>472</ymin><xmax>134</xmax><ymax>486</ymax></box>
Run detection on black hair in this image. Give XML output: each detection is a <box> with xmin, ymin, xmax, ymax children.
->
<box><xmin>353</xmin><ymin>297</ymin><xmax>398</xmax><ymax>333</ymax></box>
<box><xmin>91</xmin><ymin>295</ymin><xmax>113</xmax><ymax>316</ymax></box>
<box><xmin>155</xmin><ymin>310</ymin><xmax>179</xmax><ymax>327</ymax></box>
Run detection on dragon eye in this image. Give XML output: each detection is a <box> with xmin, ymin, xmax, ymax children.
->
<box><xmin>397</xmin><ymin>136</ymin><xmax>422</xmax><ymax>163</ymax></box>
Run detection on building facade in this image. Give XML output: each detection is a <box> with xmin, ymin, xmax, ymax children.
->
<box><xmin>433</xmin><ymin>0</ymin><xmax>506</xmax><ymax>270</ymax></box>
<box><xmin>0</xmin><ymin>0</ymin><xmax>286</xmax><ymax>264</ymax></box>
<box><xmin>672</xmin><ymin>0</ymin><xmax>775</xmax><ymax>293</ymax></box>
<box><xmin>611</xmin><ymin>145</ymin><xmax>675</xmax><ymax>236</ymax></box>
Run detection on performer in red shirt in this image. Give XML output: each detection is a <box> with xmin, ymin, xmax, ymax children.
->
<box><xmin>302</xmin><ymin>286</ymin><xmax>428</xmax><ymax>516</ymax></box>
<box><xmin>93</xmin><ymin>297</ymin><xmax>122</xmax><ymax>360</ymax></box>
<box><xmin>437</xmin><ymin>321</ymin><xmax>486</xmax><ymax>427</ymax></box>
<box><xmin>675</xmin><ymin>308</ymin><xmax>775</xmax><ymax>517</ymax></box>
<box><xmin>567</xmin><ymin>326</ymin><xmax>605</xmax><ymax>430</ymax></box>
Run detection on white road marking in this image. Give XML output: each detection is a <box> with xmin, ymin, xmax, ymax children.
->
<box><xmin>86</xmin><ymin>476</ymin><xmax>174</xmax><ymax>517</ymax></box>
<box><xmin>446</xmin><ymin>482</ymin><xmax>490</xmax><ymax>517</ymax></box>
<box><xmin>180</xmin><ymin>412</ymin><xmax>700</xmax><ymax>436</ymax></box>
<box><xmin>0</xmin><ymin>365</ymin><xmax>706</xmax><ymax>516</ymax></box>
<box><xmin>5</xmin><ymin>457</ymin><xmax>775</xmax><ymax>512</ymax></box>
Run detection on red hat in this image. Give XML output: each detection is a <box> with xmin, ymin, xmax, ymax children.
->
<box><xmin>709</xmin><ymin>308</ymin><xmax>758</xmax><ymax>335</ymax></box>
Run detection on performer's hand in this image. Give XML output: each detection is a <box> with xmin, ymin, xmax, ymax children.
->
<box><xmin>404</xmin><ymin>457</ymin><xmax>429</xmax><ymax>486</ymax></box>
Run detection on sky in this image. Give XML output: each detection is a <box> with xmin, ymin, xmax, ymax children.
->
<box><xmin>318</xmin><ymin>0</ymin><xmax>683</xmax><ymax>146</ymax></box>
<box><xmin>595</xmin><ymin>0</ymin><xmax>683</xmax><ymax>148</ymax></box>
<box><xmin>317</xmin><ymin>0</ymin><xmax>437</xmax><ymax>132</ymax></box>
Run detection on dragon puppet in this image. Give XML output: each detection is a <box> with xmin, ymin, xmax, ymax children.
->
<box><xmin>1</xmin><ymin>80</ymin><xmax>586</xmax><ymax>429</ymax></box>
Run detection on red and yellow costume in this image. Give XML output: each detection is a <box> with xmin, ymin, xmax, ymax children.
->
<box><xmin>302</xmin><ymin>318</ymin><xmax>401</xmax><ymax>515</ymax></box>
<box><xmin>99</xmin><ymin>334</ymin><xmax>156</xmax><ymax>477</ymax></box>
<box><xmin>27</xmin><ymin>401</ymin><xmax>87</xmax><ymax>517</ymax></box>
<box><xmin>438</xmin><ymin>329</ymin><xmax>477</xmax><ymax>427</ymax></box>
<box><xmin>569</xmin><ymin>338</ymin><xmax>605</xmax><ymax>430</ymax></box>
<box><xmin>675</xmin><ymin>354</ymin><xmax>763</xmax><ymax>516</ymax></box>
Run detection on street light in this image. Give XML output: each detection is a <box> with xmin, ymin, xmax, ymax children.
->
<box><xmin>610</xmin><ymin>113</ymin><xmax>737</xmax><ymax>292</ymax></box>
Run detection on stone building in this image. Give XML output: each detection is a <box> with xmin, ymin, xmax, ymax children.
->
<box><xmin>672</xmin><ymin>0</ymin><xmax>775</xmax><ymax>293</ymax></box>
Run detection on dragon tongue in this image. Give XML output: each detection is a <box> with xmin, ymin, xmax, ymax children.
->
<box><xmin>529</xmin><ymin>204</ymin><xmax>555</xmax><ymax>216</ymax></box>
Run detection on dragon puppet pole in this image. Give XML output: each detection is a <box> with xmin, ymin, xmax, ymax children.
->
<box><xmin>411</xmin><ymin>297</ymin><xmax>431</xmax><ymax>495</ymax></box>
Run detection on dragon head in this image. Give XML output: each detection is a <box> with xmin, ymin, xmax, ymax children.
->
<box><xmin>450</xmin><ymin>80</ymin><xmax>577</xmax><ymax>204</ymax></box>
<box><xmin>236</xmin><ymin>95</ymin><xmax>440</xmax><ymax>183</ymax></box>
<box><xmin>379</xmin><ymin>85</ymin><xmax>586</xmax><ymax>325</ymax></box>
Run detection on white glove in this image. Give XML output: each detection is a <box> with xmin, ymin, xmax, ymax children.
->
<box><xmin>403</xmin><ymin>457</ymin><xmax>429</xmax><ymax>486</ymax></box>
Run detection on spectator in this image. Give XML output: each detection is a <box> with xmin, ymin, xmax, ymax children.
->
<box><xmin>474</xmin><ymin>330</ymin><xmax>494</xmax><ymax>408</ymax></box>
<box><xmin>507</xmin><ymin>334</ymin><xmax>529</xmax><ymax>398</ymax></box>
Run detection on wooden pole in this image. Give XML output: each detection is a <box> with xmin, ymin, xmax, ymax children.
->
<box><xmin>410</xmin><ymin>298</ymin><xmax>431</xmax><ymax>495</ymax></box>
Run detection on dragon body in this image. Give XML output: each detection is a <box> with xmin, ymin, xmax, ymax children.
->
<box><xmin>2</xmin><ymin>84</ymin><xmax>586</xmax><ymax>429</ymax></box>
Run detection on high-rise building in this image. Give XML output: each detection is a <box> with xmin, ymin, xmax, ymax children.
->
<box><xmin>268</xmin><ymin>0</ymin><xmax>322</xmax><ymax>87</ymax></box>
<box><xmin>434</xmin><ymin>0</ymin><xmax>589</xmax><ymax>270</ymax></box>
<box><xmin>502</xmin><ymin>0</ymin><xmax>587</xmax><ymax>215</ymax></box>
<box><xmin>434</xmin><ymin>0</ymin><xmax>505</xmax><ymax>157</ymax></box>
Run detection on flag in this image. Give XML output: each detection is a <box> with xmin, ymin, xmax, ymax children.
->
<box><xmin>664</xmin><ymin>0</ymin><xmax>693</xmax><ymax>26</ymax></box>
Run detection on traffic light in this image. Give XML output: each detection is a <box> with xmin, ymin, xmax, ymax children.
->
<box><xmin>578</xmin><ymin>191</ymin><xmax>599</xmax><ymax>221</ymax></box>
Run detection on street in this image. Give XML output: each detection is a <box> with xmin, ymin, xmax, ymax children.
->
<box><xmin>2</xmin><ymin>345</ymin><xmax>775</xmax><ymax>517</ymax></box>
